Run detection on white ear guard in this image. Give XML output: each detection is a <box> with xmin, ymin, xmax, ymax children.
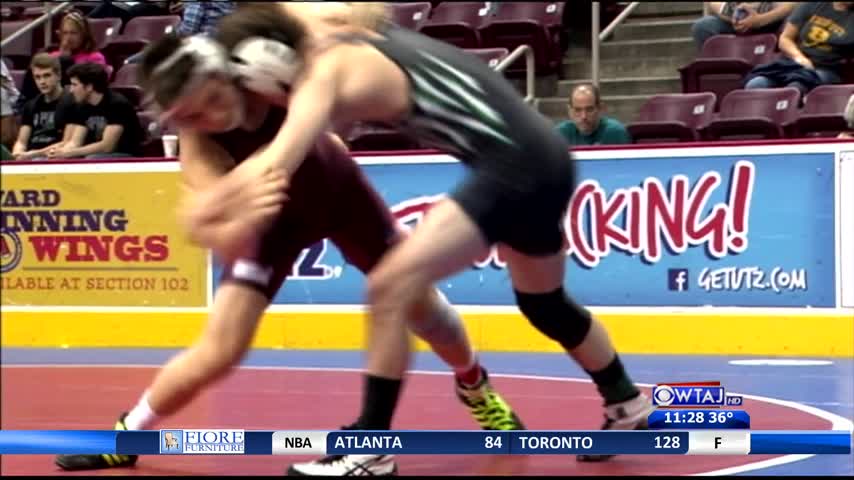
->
<box><xmin>150</xmin><ymin>35</ymin><xmax>233</xmax><ymax>115</ymax></box>
<box><xmin>153</xmin><ymin>35</ymin><xmax>231</xmax><ymax>82</ymax></box>
<box><xmin>230</xmin><ymin>36</ymin><xmax>302</xmax><ymax>98</ymax></box>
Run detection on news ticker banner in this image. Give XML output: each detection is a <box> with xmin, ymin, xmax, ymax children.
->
<box><xmin>0</xmin><ymin>430</ymin><xmax>850</xmax><ymax>456</ymax></box>
<box><xmin>211</xmin><ymin>149</ymin><xmax>838</xmax><ymax>308</ymax></box>
<box><xmin>0</xmin><ymin>143</ymin><xmax>845</xmax><ymax>309</ymax></box>
<box><xmin>0</xmin><ymin>170</ymin><xmax>207</xmax><ymax>307</ymax></box>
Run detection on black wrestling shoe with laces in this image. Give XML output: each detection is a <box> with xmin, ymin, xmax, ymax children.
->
<box><xmin>577</xmin><ymin>393</ymin><xmax>654</xmax><ymax>462</ymax></box>
<box><xmin>455</xmin><ymin>367</ymin><xmax>525</xmax><ymax>431</ymax></box>
<box><xmin>55</xmin><ymin>412</ymin><xmax>138</xmax><ymax>471</ymax></box>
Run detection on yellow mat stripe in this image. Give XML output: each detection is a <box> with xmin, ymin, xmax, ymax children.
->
<box><xmin>2</xmin><ymin>310</ymin><xmax>851</xmax><ymax>357</ymax></box>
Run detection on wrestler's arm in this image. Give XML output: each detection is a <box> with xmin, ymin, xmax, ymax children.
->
<box><xmin>176</xmin><ymin>128</ymin><xmax>239</xmax><ymax>246</ymax></box>
<box><xmin>178</xmin><ymin>127</ymin><xmax>236</xmax><ymax>190</ymax></box>
<box><xmin>242</xmin><ymin>56</ymin><xmax>342</xmax><ymax>177</ymax></box>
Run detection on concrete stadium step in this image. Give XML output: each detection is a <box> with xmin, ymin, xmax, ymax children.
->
<box><xmin>630</xmin><ymin>1</ymin><xmax>703</xmax><ymax>17</ymax></box>
<box><xmin>508</xmin><ymin>74</ymin><xmax>561</xmax><ymax>98</ymax></box>
<box><xmin>562</xmin><ymin>56</ymin><xmax>695</xmax><ymax>80</ymax></box>
<box><xmin>536</xmin><ymin>94</ymin><xmax>650</xmax><ymax>125</ymax></box>
<box><xmin>601</xmin><ymin>37</ymin><xmax>696</xmax><ymax>59</ymax></box>
<box><xmin>611</xmin><ymin>18</ymin><xmax>696</xmax><ymax>41</ymax></box>
<box><xmin>557</xmin><ymin>76</ymin><xmax>682</xmax><ymax>97</ymax></box>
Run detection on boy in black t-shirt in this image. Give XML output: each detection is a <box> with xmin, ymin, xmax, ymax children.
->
<box><xmin>49</xmin><ymin>63</ymin><xmax>143</xmax><ymax>159</ymax></box>
<box><xmin>12</xmin><ymin>54</ymin><xmax>78</xmax><ymax>160</ymax></box>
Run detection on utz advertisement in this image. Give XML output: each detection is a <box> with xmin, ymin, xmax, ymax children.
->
<box><xmin>211</xmin><ymin>151</ymin><xmax>837</xmax><ymax>308</ymax></box>
<box><xmin>1</xmin><ymin>170</ymin><xmax>207</xmax><ymax>307</ymax></box>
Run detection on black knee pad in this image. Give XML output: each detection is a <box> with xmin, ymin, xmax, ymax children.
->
<box><xmin>514</xmin><ymin>288</ymin><xmax>592</xmax><ymax>350</ymax></box>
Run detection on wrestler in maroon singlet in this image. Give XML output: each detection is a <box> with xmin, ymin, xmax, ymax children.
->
<box><xmin>212</xmin><ymin>106</ymin><xmax>399</xmax><ymax>298</ymax></box>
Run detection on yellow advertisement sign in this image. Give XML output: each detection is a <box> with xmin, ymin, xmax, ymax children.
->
<box><xmin>1</xmin><ymin>169</ymin><xmax>206</xmax><ymax>307</ymax></box>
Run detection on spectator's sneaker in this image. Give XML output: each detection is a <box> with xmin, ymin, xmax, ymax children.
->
<box><xmin>287</xmin><ymin>454</ymin><xmax>398</xmax><ymax>476</ymax></box>
<box><xmin>55</xmin><ymin>413</ymin><xmax>138</xmax><ymax>471</ymax></box>
<box><xmin>576</xmin><ymin>393</ymin><xmax>654</xmax><ymax>462</ymax></box>
<box><xmin>456</xmin><ymin>367</ymin><xmax>525</xmax><ymax>431</ymax></box>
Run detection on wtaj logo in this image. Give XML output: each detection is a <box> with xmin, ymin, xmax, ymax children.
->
<box><xmin>667</xmin><ymin>268</ymin><xmax>689</xmax><ymax>291</ymax></box>
<box><xmin>653</xmin><ymin>382</ymin><xmax>743</xmax><ymax>407</ymax></box>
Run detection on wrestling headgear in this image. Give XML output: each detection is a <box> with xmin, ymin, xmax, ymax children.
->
<box><xmin>230</xmin><ymin>36</ymin><xmax>302</xmax><ymax>98</ymax></box>
<box><xmin>152</xmin><ymin>34</ymin><xmax>302</xmax><ymax>109</ymax></box>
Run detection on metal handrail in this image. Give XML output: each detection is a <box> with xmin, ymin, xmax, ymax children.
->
<box><xmin>494</xmin><ymin>44</ymin><xmax>535</xmax><ymax>104</ymax></box>
<box><xmin>591</xmin><ymin>1</ymin><xmax>641</xmax><ymax>87</ymax></box>
<box><xmin>1</xmin><ymin>1</ymin><xmax>74</xmax><ymax>50</ymax></box>
<box><xmin>599</xmin><ymin>1</ymin><xmax>641</xmax><ymax>42</ymax></box>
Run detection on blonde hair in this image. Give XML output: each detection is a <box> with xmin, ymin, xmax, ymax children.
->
<box><xmin>59</xmin><ymin>9</ymin><xmax>97</xmax><ymax>53</ymax></box>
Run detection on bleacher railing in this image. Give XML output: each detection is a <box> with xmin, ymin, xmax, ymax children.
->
<box><xmin>1</xmin><ymin>1</ymin><xmax>74</xmax><ymax>51</ymax></box>
<box><xmin>591</xmin><ymin>1</ymin><xmax>641</xmax><ymax>87</ymax></box>
<box><xmin>493</xmin><ymin>44</ymin><xmax>535</xmax><ymax>105</ymax></box>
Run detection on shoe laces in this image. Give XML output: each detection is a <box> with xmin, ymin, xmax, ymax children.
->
<box><xmin>317</xmin><ymin>454</ymin><xmax>347</xmax><ymax>465</ymax></box>
<box><xmin>600</xmin><ymin>414</ymin><xmax>617</xmax><ymax>430</ymax></box>
<box><xmin>313</xmin><ymin>423</ymin><xmax>358</xmax><ymax>464</ymax></box>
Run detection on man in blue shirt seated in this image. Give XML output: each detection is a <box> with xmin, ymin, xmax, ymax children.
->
<box><xmin>555</xmin><ymin>84</ymin><xmax>632</xmax><ymax>146</ymax></box>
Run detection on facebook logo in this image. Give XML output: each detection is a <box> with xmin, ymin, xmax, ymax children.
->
<box><xmin>668</xmin><ymin>269</ymin><xmax>689</xmax><ymax>291</ymax></box>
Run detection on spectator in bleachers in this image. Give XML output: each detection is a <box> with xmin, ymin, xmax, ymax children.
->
<box><xmin>16</xmin><ymin>9</ymin><xmax>111</xmax><ymax>108</ymax></box>
<box><xmin>692</xmin><ymin>2</ymin><xmax>797</xmax><ymax>49</ymax></box>
<box><xmin>53</xmin><ymin>10</ymin><xmax>110</xmax><ymax>70</ymax></box>
<box><xmin>11</xmin><ymin>54</ymin><xmax>78</xmax><ymax>161</ymax></box>
<box><xmin>48</xmin><ymin>63</ymin><xmax>143</xmax><ymax>159</ymax></box>
<box><xmin>555</xmin><ymin>84</ymin><xmax>632</xmax><ymax>146</ymax></box>
<box><xmin>124</xmin><ymin>1</ymin><xmax>233</xmax><ymax>65</ymax></box>
<box><xmin>88</xmin><ymin>1</ymin><xmax>175</xmax><ymax>25</ymax></box>
<box><xmin>1</xmin><ymin>59</ymin><xmax>20</xmax><ymax>157</ymax></box>
<box><xmin>745</xmin><ymin>2</ymin><xmax>854</xmax><ymax>95</ymax></box>
<box><xmin>176</xmin><ymin>1</ymin><xmax>234</xmax><ymax>36</ymax></box>
<box><xmin>840</xmin><ymin>93</ymin><xmax>854</xmax><ymax>138</ymax></box>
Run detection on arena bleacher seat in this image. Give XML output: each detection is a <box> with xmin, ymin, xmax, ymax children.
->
<box><xmin>679</xmin><ymin>33</ymin><xmax>779</xmax><ymax>110</ymax></box>
<box><xmin>701</xmin><ymin>87</ymin><xmax>801</xmax><ymax>141</ymax></box>
<box><xmin>478</xmin><ymin>2</ymin><xmax>565</xmax><ymax>75</ymax></box>
<box><xmin>87</xmin><ymin>17</ymin><xmax>123</xmax><ymax>49</ymax></box>
<box><xmin>627</xmin><ymin>92</ymin><xmax>717</xmax><ymax>143</ymax></box>
<box><xmin>101</xmin><ymin>15</ymin><xmax>180</xmax><ymax>74</ymax></box>
<box><xmin>465</xmin><ymin>47</ymin><xmax>510</xmax><ymax>69</ymax></box>
<box><xmin>389</xmin><ymin>2</ymin><xmax>432</xmax><ymax>31</ymax></box>
<box><xmin>1</xmin><ymin>19</ymin><xmax>33</xmax><ymax>69</ymax></box>
<box><xmin>793</xmin><ymin>84</ymin><xmax>854</xmax><ymax>138</ymax></box>
<box><xmin>110</xmin><ymin>63</ymin><xmax>138</xmax><ymax>87</ymax></box>
<box><xmin>418</xmin><ymin>2</ymin><xmax>489</xmax><ymax>49</ymax></box>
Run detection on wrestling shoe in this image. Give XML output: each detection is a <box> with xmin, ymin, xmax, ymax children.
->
<box><xmin>455</xmin><ymin>367</ymin><xmax>525</xmax><ymax>431</ymax></box>
<box><xmin>55</xmin><ymin>412</ymin><xmax>138</xmax><ymax>471</ymax></box>
<box><xmin>287</xmin><ymin>454</ymin><xmax>398</xmax><ymax>476</ymax></box>
<box><xmin>577</xmin><ymin>393</ymin><xmax>654</xmax><ymax>462</ymax></box>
